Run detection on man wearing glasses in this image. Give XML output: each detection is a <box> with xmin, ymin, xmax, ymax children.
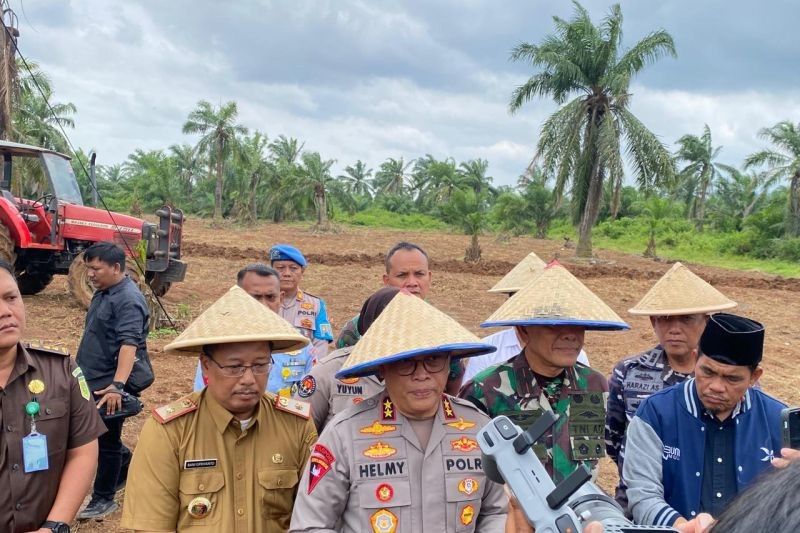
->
<box><xmin>290</xmin><ymin>291</ymin><xmax>507</xmax><ymax>532</ymax></box>
<box><xmin>121</xmin><ymin>286</ymin><xmax>317</xmax><ymax>532</ymax></box>
<box><xmin>605</xmin><ymin>262</ymin><xmax>737</xmax><ymax>514</ymax></box>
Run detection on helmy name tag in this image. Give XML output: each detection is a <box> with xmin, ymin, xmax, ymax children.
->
<box><xmin>23</xmin><ymin>433</ymin><xmax>49</xmax><ymax>473</ymax></box>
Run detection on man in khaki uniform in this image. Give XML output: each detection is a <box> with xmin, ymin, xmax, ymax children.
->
<box><xmin>121</xmin><ymin>286</ymin><xmax>317</xmax><ymax>533</ymax></box>
<box><xmin>290</xmin><ymin>292</ymin><xmax>507</xmax><ymax>532</ymax></box>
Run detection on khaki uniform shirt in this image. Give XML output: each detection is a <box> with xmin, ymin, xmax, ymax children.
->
<box><xmin>0</xmin><ymin>343</ymin><xmax>106</xmax><ymax>533</ymax></box>
<box><xmin>289</xmin><ymin>393</ymin><xmax>507</xmax><ymax>532</ymax></box>
<box><xmin>121</xmin><ymin>390</ymin><xmax>317</xmax><ymax>533</ymax></box>
<box><xmin>292</xmin><ymin>347</ymin><xmax>384</xmax><ymax>433</ymax></box>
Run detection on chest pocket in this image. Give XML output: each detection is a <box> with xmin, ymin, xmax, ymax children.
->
<box><xmin>258</xmin><ymin>468</ymin><xmax>299</xmax><ymax>521</ymax></box>
<box><xmin>36</xmin><ymin>398</ymin><xmax>68</xmax><ymax>455</ymax></box>
<box><xmin>358</xmin><ymin>480</ymin><xmax>411</xmax><ymax>533</ymax></box>
<box><xmin>178</xmin><ymin>471</ymin><xmax>225</xmax><ymax>527</ymax></box>
<box><xmin>446</xmin><ymin>474</ymin><xmax>484</xmax><ymax>532</ymax></box>
<box><xmin>568</xmin><ymin>393</ymin><xmax>606</xmax><ymax>461</ymax></box>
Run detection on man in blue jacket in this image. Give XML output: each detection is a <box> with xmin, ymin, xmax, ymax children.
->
<box><xmin>623</xmin><ymin>313</ymin><xmax>785</xmax><ymax>527</ymax></box>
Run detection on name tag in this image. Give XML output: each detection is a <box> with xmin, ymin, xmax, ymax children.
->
<box><xmin>23</xmin><ymin>433</ymin><xmax>49</xmax><ymax>473</ymax></box>
<box><xmin>185</xmin><ymin>459</ymin><xmax>218</xmax><ymax>470</ymax></box>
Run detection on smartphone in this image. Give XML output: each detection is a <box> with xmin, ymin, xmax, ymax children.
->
<box><xmin>781</xmin><ymin>407</ymin><xmax>800</xmax><ymax>449</ymax></box>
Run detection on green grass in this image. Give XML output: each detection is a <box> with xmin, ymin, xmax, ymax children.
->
<box><xmin>337</xmin><ymin>208</ymin><xmax>449</xmax><ymax>231</ymax></box>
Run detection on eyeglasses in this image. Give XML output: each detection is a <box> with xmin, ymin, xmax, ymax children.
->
<box><xmin>206</xmin><ymin>356</ymin><xmax>271</xmax><ymax>378</ymax></box>
<box><xmin>393</xmin><ymin>356</ymin><xmax>448</xmax><ymax>376</ymax></box>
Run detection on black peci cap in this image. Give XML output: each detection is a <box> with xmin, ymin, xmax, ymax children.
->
<box><xmin>699</xmin><ymin>313</ymin><xmax>764</xmax><ymax>366</ymax></box>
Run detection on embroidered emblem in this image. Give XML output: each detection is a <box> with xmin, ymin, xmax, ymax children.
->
<box><xmin>28</xmin><ymin>380</ymin><xmax>45</xmax><ymax>395</ymax></box>
<box><xmin>187</xmin><ymin>497</ymin><xmax>212</xmax><ymax>518</ymax></box>
<box><xmin>370</xmin><ymin>509</ymin><xmax>398</xmax><ymax>533</ymax></box>
<box><xmin>353</xmin><ymin>397</ymin><xmax>364</xmax><ymax>404</ymax></box>
<box><xmin>460</xmin><ymin>504</ymin><xmax>475</xmax><ymax>525</ymax></box>
<box><xmin>458</xmin><ymin>477</ymin><xmax>479</xmax><ymax>496</ymax></box>
<box><xmin>446</xmin><ymin>417</ymin><xmax>476</xmax><ymax>431</ymax></box>
<box><xmin>363</xmin><ymin>442</ymin><xmax>397</xmax><ymax>459</ymax></box>
<box><xmin>308</xmin><ymin>444</ymin><xmax>335</xmax><ymax>494</ymax></box>
<box><xmin>297</xmin><ymin>376</ymin><xmax>316</xmax><ymax>398</ymax></box>
<box><xmin>761</xmin><ymin>447</ymin><xmax>775</xmax><ymax>462</ymax></box>
<box><xmin>301</xmin><ymin>318</ymin><xmax>313</xmax><ymax>330</ymax></box>
<box><xmin>272</xmin><ymin>453</ymin><xmax>284</xmax><ymax>464</ymax></box>
<box><xmin>301</xmin><ymin>302</ymin><xmax>314</xmax><ymax>310</ymax></box>
<box><xmin>339</xmin><ymin>377</ymin><xmax>360</xmax><ymax>385</ymax></box>
<box><xmin>375</xmin><ymin>482</ymin><xmax>394</xmax><ymax>503</ymax></box>
<box><xmin>442</xmin><ymin>396</ymin><xmax>456</xmax><ymax>420</ymax></box>
<box><xmin>360</xmin><ymin>421</ymin><xmax>397</xmax><ymax>436</ymax></box>
<box><xmin>381</xmin><ymin>397</ymin><xmax>396</xmax><ymax>421</ymax></box>
<box><xmin>451</xmin><ymin>436</ymin><xmax>479</xmax><ymax>452</ymax></box>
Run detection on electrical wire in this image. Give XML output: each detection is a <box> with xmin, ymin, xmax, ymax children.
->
<box><xmin>1</xmin><ymin>17</ymin><xmax>177</xmax><ymax>329</ymax></box>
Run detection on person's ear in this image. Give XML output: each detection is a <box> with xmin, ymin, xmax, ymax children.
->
<box><xmin>750</xmin><ymin>366</ymin><xmax>763</xmax><ymax>386</ymax></box>
<box><xmin>514</xmin><ymin>326</ymin><xmax>530</xmax><ymax>345</ymax></box>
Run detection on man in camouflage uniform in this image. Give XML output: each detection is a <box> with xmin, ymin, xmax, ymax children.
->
<box><xmin>460</xmin><ymin>261</ymin><xmax>629</xmax><ymax>483</ymax></box>
<box><xmin>605</xmin><ymin>262</ymin><xmax>737</xmax><ymax>512</ymax></box>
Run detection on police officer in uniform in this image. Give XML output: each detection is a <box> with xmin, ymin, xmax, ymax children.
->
<box><xmin>0</xmin><ymin>260</ymin><xmax>106</xmax><ymax>533</ymax></box>
<box><xmin>121</xmin><ymin>286</ymin><xmax>317</xmax><ymax>533</ymax></box>
<box><xmin>460</xmin><ymin>262</ymin><xmax>629</xmax><ymax>484</ymax></box>
<box><xmin>290</xmin><ymin>291</ymin><xmax>507</xmax><ymax>532</ymax></box>
<box><xmin>192</xmin><ymin>263</ymin><xmax>315</xmax><ymax>397</ymax></box>
<box><xmin>270</xmin><ymin>244</ymin><xmax>333</xmax><ymax>362</ymax></box>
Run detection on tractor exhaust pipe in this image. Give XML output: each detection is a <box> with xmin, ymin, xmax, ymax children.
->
<box><xmin>89</xmin><ymin>151</ymin><xmax>97</xmax><ymax>206</ymax></box>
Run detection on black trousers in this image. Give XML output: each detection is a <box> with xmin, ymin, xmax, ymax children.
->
<box><xmin>93</xmin><ymin>417</ymin><xmax>132</xmax><ymax>500</ymax></box>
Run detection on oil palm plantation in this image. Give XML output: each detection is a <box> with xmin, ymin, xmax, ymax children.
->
<box><xmin>374</xmin><ymin>157</ymin><xmax>413</xmax><ymax>196</ymax></box>
<box><xmin>338</xmin><ymin>160</ymin><xmax>374</xmax><ymax>198</ymax></box>
<box><xmin>674</xmin><ymin>125</ymin><xmax>725</xmax><ymax>230</ymax></box>
<box><xmin>182</xmin><ymin>100</ymin><xmax>247</xmax><ymax>220</ymax></box>
<box><xmin>510</xmin><ymin>1</ymin><xmax>676</xmax><ymax>257</ymax></box>
<box><xmin>744</xmin><ymin>121</ymin><xmax>800</xmax><ymax>237</ymax></box>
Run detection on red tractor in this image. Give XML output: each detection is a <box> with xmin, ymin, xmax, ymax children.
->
<box><xmin>0</xmin><ymin>140</ymin><xmax>187</xmax><ymax>308</ymax></box>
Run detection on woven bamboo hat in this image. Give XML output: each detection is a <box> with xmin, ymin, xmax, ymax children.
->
<box><xmin>628</xmin><ymin>262</ymin><xmax>737</xmax><ymax>316</ymax></box>
<box><xmin>336</xmin><ymin>291</ymin><xmax>496</xmax><ymax>379</ymax></box>
<box><xmin>482</xmin><ymin>260</ymin><xmax>629</xmax><ymax>330</ymax></box>
<box><xmin>489</xmin><ymin>252</ymin><xmax>547</xmax><ymax>294</ymax></box>
<box><xmin>164</xmin><ymin>285</ymin><xmax>309</xmax><ymax>355</ymax></box>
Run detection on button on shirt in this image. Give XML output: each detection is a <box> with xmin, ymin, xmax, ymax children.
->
<box><xmin>0</xmin><ymin>344</ymin><xmax>106</xmax><ymax>533</ymax></box>
<box><xmin>699</xmin><ymin>410</ymin><xmax>737</xmax><ymax>516</ymax></box>
<box><xmin>76</xmin><ymin>276</ymin><xmax>150</xmax><ymax>390</ymax></box>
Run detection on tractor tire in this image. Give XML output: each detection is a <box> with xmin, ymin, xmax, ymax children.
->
<box><xmin>0</xmin><ymin>224</ymin><xmax>17</xmax><ymax>265</ymax></box>
<box><xmin>18</xmin><ymin>271</ymin><xmax>54</xmax><ymax>295</ymax></box>
<box><xmin>68</xmin><ymin>252</ymin><xmax>94</xmax><ymax>309</ymax></box>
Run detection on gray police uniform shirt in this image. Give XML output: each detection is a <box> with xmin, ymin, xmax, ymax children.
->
<box><xmin>292</xmin><ymin>347</ymin><xmax>384</xmax><ymax>433</ymax></box>
<box><xmin>289</xmin><ymin>392</ymin><xmax>508</xmax><ymax>532</ymax></box>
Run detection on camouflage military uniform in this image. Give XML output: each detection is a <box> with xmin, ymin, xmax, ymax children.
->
<box><xmin>605</xmin><ymin>345</ymin><xmax>691</xmax><ymax>511</ymax></box>
<box><xmin>335</xmin><ymin>315</ymin><xmax>360</xmax><ymax>349</ymax></box>
<box><xmin>459</xmin><ymin>351</ymin><xmax>608</xmax><ymax>483</ymax></box>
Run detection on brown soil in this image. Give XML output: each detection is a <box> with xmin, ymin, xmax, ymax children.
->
<box><xmin>39</xmin><ymin>219</ymin><xmax>798</xmax><ymax>531</ymax></box>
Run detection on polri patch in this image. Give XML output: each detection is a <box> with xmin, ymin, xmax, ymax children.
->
<box><xmin>297</xmin><ymin>375</ymin><xmax>317</xmax><ymax>398</ymax></box>
<box><xmin>308</xmin><ymin>443</ymin><xmax>335</xmax><ymax>494</ymax></box>
<box><xmin>184</xmin><ymin>459</ymin><xmax>218</xmax><ymax>470</ymax></box>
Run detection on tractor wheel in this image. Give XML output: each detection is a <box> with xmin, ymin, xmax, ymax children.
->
<box><xmin>67</xmin><ymin>252</ymin><xmax>94</xmax><ymax>309</ymax></box>
<box><xmin>18</xmin><ymin>271</ymin><xmax>54</xmax><ymax>295</ymax></box>
<box><xmin>0</xmin><ymin>224</ymin><xmax>17</xmax><ymax>265</ymax></box>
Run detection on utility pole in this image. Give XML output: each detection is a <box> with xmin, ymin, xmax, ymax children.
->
<box><xmin>0</xmin><ymin>1</ymin><xmax>18</xmax><ymax>140</ymax></box>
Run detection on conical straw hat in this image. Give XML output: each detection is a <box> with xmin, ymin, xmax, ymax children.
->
<box><xmin>482</xmin><ymin>261</ymin><xmax>629</xmax><ymax>330</ymax></box>
<box><xmin>628</xmin><ymin>262</ymin><xmax>737</xmax><ymax>316</ymax></box>
<box><xmin>336</xmin><ymin>292</ymin><xmax>496</xmax><ymax>379</ymax></box>
<box><xmin>488</xmin><ymin>252</ymin><xmax>547</xmax><ymax>293</ymax></box>
<box><xmin>164</xmin><ymin>285</ymin><xmax>309</xmax><ymax>355</ymax></box>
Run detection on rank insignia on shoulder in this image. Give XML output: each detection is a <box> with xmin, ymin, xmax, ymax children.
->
<box><xmin>370</xmin><ymin>508</ymin><xmax>398</xmax><ymax>533</ymax></box>
<box><xmin>275</xmin><ymin>395</ymin><xmax>311</xmax><ymax>419</ymax></box>
<box><xmin>442</xmin><ymin>396</ymin><xmax>456</xmax><ymax>420</ymax></box>
<box><xmin>24</xmin><ymin>340</ymin><xmax>69</xmax><ymax>356</ymax></box>
<box><xmin>381</xmin><ymin>397</ymin><xmax>395</xmax><ymax>421</ymax></box>
<box><xmin>153</xmin><ymin>397</ymin><xmax>198</xmax><ymax>424</ymax></box>
<box><xmin>360</xmin><ymin>421</ymin><xmax>397</xmax><ymax>436</ymax></box>
<box><xmin>446</xmin><ymin>417</ymin><xmax>476</xmax><ymax>431</ymax></box>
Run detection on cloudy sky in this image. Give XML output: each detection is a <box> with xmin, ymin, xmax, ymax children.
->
<box><xmin>13</xmin><ymin>0</ymin><xmax>800</xmax><ymax>187</ymax></box>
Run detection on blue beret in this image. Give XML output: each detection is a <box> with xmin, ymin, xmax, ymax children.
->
<box><xmin>269</xmin><ymin>244</ymin><xmax>307</xmax><ymax>267</ymax></box>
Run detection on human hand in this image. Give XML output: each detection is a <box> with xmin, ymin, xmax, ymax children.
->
<box><xmin>505</xmin><ymin>496</ymin><xmax>534</xmax><ymax>533</ymax></box>
<box><xmin>95</xmin><ymin>384</ymin><xmax>123</xmax><ymax>415</ymax></box>
<box><xmin>675</xmin><ymin>513</ymin><xmax>714</xmax><ymax>532</ymax></box>
<box><xmin>771</xmin><ymin>447</ymin><xmax>800</xmax><ymax>468</ymax></box>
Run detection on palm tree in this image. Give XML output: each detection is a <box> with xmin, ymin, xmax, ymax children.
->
<box><xmin>295</xmin><ymin>151</ymin><xmax>347</xmax><ymax>228</ymax></box>
<box><xmin>182</xmin><ymin>100</ymin><xmax>247</xmax><ymax>220</ymax></box>
<box><xmin>233</xmin><ymin>132</ymin><xmax>270</xmax><ymax>223</ymax></box>
<box><xmin>744</xmin><ymin>121</ymin><xmax>800</xmax><ymax>237</ymax></box>
<box><xmin>674</xmin><ymin>125</ymin><xmax>724</xmax><ymax>230</ymax></box>
<box><xmin>459</xmin><ymin>159</ymin><xmax>495</xmax><ymax>196</ymax></box>
<box><xmin>637</xmin><ymin>196</ymin><xmax>672</xmax><ymax>258</ymax></box>
<box><xmin>509</xmin><ymin>1</ymin><xmax>676</xmax><ymax>257</ymax></box>
<box><xmin>338</xmin><ymin>160</ymin><xmax>373</xmax><ymax>197</ymax></box>
<box><xmin>441</xmin><ymin>189</ymin><xmax>489</xmax><ymax>263</ymax></box>
<box><xmin>169</xmin><ymin>143</ymin><xmax>203</xmax><ymax>197</ymax></box>
<box><xmin>14</xmin><ymin>85</ymin><xmax>76</xmax><ymax>152</ymax></box>
<box><xmin>374</xmin><ymin>157</ymin><xmax>413</xmax><ymax>196</ymax></box>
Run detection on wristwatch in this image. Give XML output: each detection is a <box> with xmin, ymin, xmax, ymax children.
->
<box><xmin>112</xmin><ymin>380</ymin><xmax>126</xmax><ymax>392</ymax></box>
<box><xmin>41</xmin><ymin>521</ymin><xmax>70</xmax><ymax>533</ymax></box>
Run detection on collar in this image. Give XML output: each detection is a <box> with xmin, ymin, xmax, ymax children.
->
<box><xmin>3</xmin><ymin>343</ymin><xmax>36</xmax><ymax>387</ymax></box>
<box><xmin>296</xmin><ymin>289</ymin><xmax>304</xmax><ymax>301</ymax></box>
<box><xmin>683</xmin><ymin>378</ymin><xmax>751</xmax><ymax>420</ymax></box>
<box><xmin>511</xmin><ymin>350</ymin><xmax>577</xmax><ymax>393</ymax></box>
<box><xmin>98</xmin><ymin>275</ymin><xmax>130</xmax><ymax>295</ymax></box>
<box><xmin>203</xmin><ymin>389</ymin><xmax>263</xmax><ymax>434</ymax></box>
<box><xmin>378</xmin><ymin>395</ymin><xmax>456</xmax><ymax>424</ymax></box>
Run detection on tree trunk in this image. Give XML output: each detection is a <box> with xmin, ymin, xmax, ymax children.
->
<box><xmin>214</xmin><ymin>141</ymin><xmax>224</xmax><ymax>220</ymax></box>
<box><xmin>248</xmin><ymin>172</ymin><xmax>259</xmax><ymax>224</ymax></box>
<box><xmin>464</xmin><ymin>233</ymin><xmax>481</xmax><ymax>263</ymax></box>
<box><xmin>644</xmin><ymin>227</ymin><xmax>657</xmax><ymax>258</ymax></box>
<box><xmin>694</xmin><ymin>165</ymin><xmax>710</xmax><ymax>231</ymax></box>
<box><xmin>610</xmin><ymin>173</ymin><xmax>623</xmax><ymax>220</ymax></box>
<box><xmin>316</xmin><ymin>192</ymin><xmax>328</xmax><ymax>229</ymax></box>
<box><xmin>787</xmin><ymin>171</ymin><xmax>800</xmax><ymax>237</ymax></box>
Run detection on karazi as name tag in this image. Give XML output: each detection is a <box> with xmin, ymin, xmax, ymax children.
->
<box><xmin>184</xmin><ymin>459</ymin><xmax>218</xmax><ymax>470</ymax></box>
<box><xmin>23</xmin><ymin>433</ymin><xmax>49</xmax><ymax>473</ymax></box>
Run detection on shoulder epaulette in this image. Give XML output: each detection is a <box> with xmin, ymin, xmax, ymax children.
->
<box><xmin>23</xmin><ymin>340</ymin><xmax>70</xmax><ymax>357</ymax></box>
<box><xmin>320</xmin><ymin>346</ymin><xmax>352</xmax><ymax>364</ymax></box>
<box><xmin>272</xmin><ymin>394</ymin><xmax>311</xmax><ymax>420</ymax></box>
<box><xmin>299</xmin><ymin>290</ymin><xmax>323</xmax><ymax>301</ymax></box>
<box><xmin>152</xmin><ymin>396</ymin><xmax>198</xmax><ymax>424</ymax></box>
